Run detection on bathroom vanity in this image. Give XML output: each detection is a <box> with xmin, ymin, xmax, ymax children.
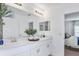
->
<box><xmin>0</xmin><ymin>38</ymin><xmax>52</xmax><ymax>56</ymax></box>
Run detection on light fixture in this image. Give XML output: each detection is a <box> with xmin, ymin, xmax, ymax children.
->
<box><xmin>14</xmin><ymin>3</ymin><xmax>22</xmax><ymax>6</ymax></box>
<box><xmin>35</xmin><ymin>9</ymin><xmax>43</xmax><ymax>16</ymax></box>
<box><xmin>33</xmin><ymin>8</ymin><xmax>44</xmax><ymax>17</ymax></box>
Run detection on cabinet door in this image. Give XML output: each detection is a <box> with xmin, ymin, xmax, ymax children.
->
<box><xmin>38</xmin><ymin>44</ymin><xmax>48</xmax><ymax>56</ymax></box>
<box><xmin>30</xmin><ymin>39</ymin><xmax>52</xmax><ymax>56</ymax></box>
<box><xmin>30</xmin><ymin>45</ymin><xmax>41</xmax><ymax>56</ymax></box>
<box><xmin>45</xmin><ymin>40</ymin><xmax>52</xmax><ymax>56</ymax></box>
<box><xmin>40</xmin><ymin>40</ymin><xmax>52</xmax><ymax>56</ymax></box>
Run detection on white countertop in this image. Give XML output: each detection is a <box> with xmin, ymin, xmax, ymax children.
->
<box><xmin>0</xmin><ymin>38</ymin><xmax>49</xmax><ymax>49</ymax></box>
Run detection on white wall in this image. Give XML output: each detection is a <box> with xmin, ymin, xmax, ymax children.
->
<box><xmin>47</xmin><ymin>7</ymin><xmax>64</xmax><ymax>56</ymax></box>
<box><xmin>3</xmin><ymin>7</ymin><xmax>29</xmax><ymax>39</ymax></box>
<box><xmin>32</xmin><ymin>4</ymin><xmax>65</xmax><ymax>56</ymax></box>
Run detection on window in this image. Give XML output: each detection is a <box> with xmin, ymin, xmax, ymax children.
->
<box><xmin>74</xmin><ymin>21</ymin><xmax>79</xmax><ymax>36</ymax></box>
<box><xmin>39</xmin><ymin>21</ymin><xmax>50</xmax><ymax>31</ymax></box>
<box><xmin>39</xmin><ymin>22</ymin><xmax>44</xmax><ymax>31</ymax></box>
<box><xmin>29</xmin><ymin>22</ymin><xmax>33</xmax><ymax>29</ymax></box>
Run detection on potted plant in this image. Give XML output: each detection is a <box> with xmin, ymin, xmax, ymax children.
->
<box><xmin>24</xmin><ymin>29</ymin><xmax>39</xmax><ymax>41</ymax></box>
<box><xmin>0</xmin><ymin>3</ymin><xmax>12</xmax><ymax>45</ymax></box>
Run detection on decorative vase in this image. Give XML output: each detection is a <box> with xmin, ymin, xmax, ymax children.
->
<box><xmin>0</xmin><ymin>39</ymin><xmax>3</xmax><ymax>45</ymax></box>
<box><xmin>28</xmin><ymin>36</ymin><xmax>39</xmax><ymax>41</ymax></box>
<box><xmin>28</xmin><ymin>35</ymin><xmax>34</xmax><ymax>41</ymax></box>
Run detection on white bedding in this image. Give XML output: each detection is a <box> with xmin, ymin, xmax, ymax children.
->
<box><xmin>65</xmin><ymin>36</ymin><xmax>79</xmax><ymax>48</ymax></box>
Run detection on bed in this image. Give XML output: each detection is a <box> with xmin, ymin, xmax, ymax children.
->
<box><xmin>65</xmin><ymin>36</ymin><xmax>79</xmax><ymax>48</ymax></box>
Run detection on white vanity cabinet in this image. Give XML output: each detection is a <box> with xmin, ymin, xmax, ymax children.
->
<box><xmin>13</xmin><ymin>46</ymin><xmax>30</xmax><ymax>56</ymax></box>
<box><xmin>0</xmin><ymin>39</ymin><xmax>52</xmax><ymax>56</ymax></box>
<box><xmin>30</xmin><ymin>39</ymin><xmax>52</xmax><ymax>56</ymax></box>
<box><xmin>0</xmin><ymin>45</ymin><xmax>30</xmax><ymax>56</ymax></box>
<box><xmin>44</xmin><ymin>39</ymin><xmax>52</xmax><ymax>56</ymax></box>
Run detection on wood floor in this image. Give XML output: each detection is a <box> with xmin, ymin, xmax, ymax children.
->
<box><xmin>65</xmin><ymin>46</ymin><xmax>79</xmax><ymax>56</ymax></box>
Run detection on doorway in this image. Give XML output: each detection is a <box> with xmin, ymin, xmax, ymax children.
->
<box><xmin>64</xmin><ymin>12</ymin><xmax>79</xmax><ymax>56</ymax></box>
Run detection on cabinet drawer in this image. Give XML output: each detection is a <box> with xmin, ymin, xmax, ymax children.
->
<box><xmin>2</xmin><ymin>45</ymin><xmax>30</xmax><ymax>56</ymax></box>
<box><xmin>14</xmin><ymin>52</ymin><xmax>29</xmax><ymax>56</ymax></box>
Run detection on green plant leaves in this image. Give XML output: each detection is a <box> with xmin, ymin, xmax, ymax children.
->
<box><xmin>24</xmin><ymin>29</ymin><xmax>37</xmax><ymax>36</ymax></box>
<box><xmin>0</xmin><ymin>3</ymin><xmax>12</xmax><ymax>39</ymax></box>
<box><xmin>0</xmin><ymin>3</ymin><xmax>12</xmax><ymax>18</ymax></box>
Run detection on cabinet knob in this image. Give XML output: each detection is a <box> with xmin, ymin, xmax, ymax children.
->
<box><xmin>37</xmin><ymin>48</ymin><xmax>40</xmax><ymax>53</ymax></box>
<box><xmin>47</xmin><ymin>44</ymin><xmax>49</xmax><ymax>48</ymax></box>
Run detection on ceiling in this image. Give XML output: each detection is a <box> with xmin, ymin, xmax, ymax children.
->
<box><xmin>6</xmin><ymin>3</ymin><xmax>79</xmax><ymax>16</ymax></box>
<box><xmin>35</xmin><ymin>3</ymin><xmax>79</xmax><ymax>14</ymax></box>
